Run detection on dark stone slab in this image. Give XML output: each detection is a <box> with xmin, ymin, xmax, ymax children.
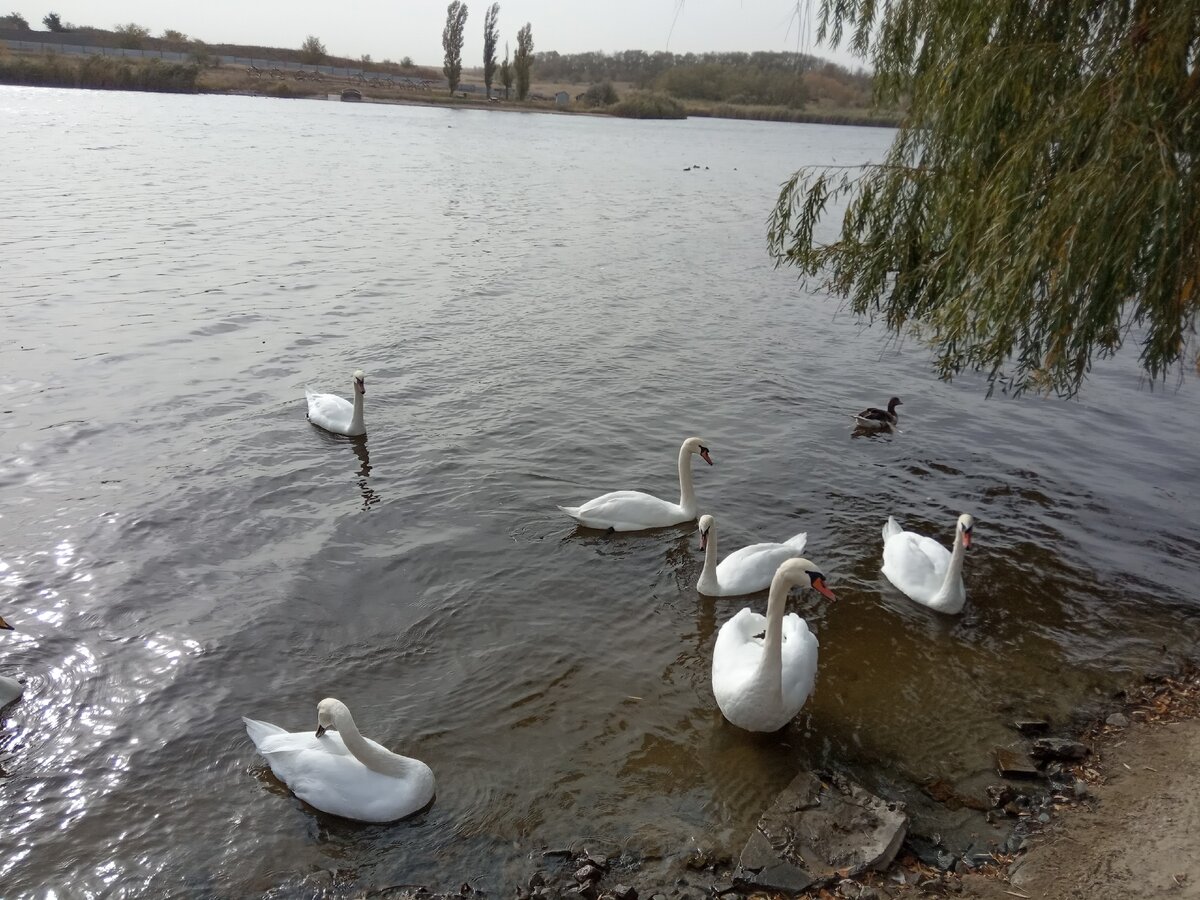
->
<box><xmin>1013</xmin><ymin>719</ymin><xmax>1050</xmax><ymax>735</ymax></box>
<box><xmin>734</xmin><ymin>772</ymin><xmax>908</xmax><ymax>895</ymax></box>
<box><xmin>994</xmin><ymin>747</ymin><xmax>1040</xmax><ymax>778</ymax></box>
<box><xmin>1030</xmin><ymin>738</ymin><xmax>1090</xmax><ymax>761</ymax></box>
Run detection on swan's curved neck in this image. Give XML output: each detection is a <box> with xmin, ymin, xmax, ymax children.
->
<box><xmin>332</xmin><ymin>705</ymin><xmax>421</xmax><ymax>778</ymax></box>
<box><xmin>677</xmin><ymin>445</ymin><xmax>697</xmax><ymax>516</ymax></box>
<box><xmin>698</xmin><ymin>525</ymin><xmax>719</xmax><ymax>592</ymax></box>
<box><xmin>944</xmin><ymin>528</ymin><xmax>967</xmax><ymax>584</ymax></box>
<box><xmin>758</xmin><ymin>571</ymin><xmax>790</xmax><ymax>697</ymax></box>
<box><xmin>930</xmin><ymin>526</ymin><xmax>968</xmax><ymax>611</ymax></box>
<box><xmin>350</xmin><ymin>389</ymin><xmax>366</xmax><ymax>433</ymax></box>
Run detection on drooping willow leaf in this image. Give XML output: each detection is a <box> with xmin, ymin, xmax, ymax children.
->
<box><xmin>769</xmin><ymin>0</ymin><xmax>1200</xmax><ymax>396</ymax></box>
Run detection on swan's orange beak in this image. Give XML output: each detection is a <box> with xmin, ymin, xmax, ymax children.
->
<box><xmin>0</xmin><ymin>615</ymin><xmax>11</xmax><ymax>630</ymax></box>
<box><xmin>812</xmin><ymin>577</ymin><xmax>836</xmax><ymax>601</ymax></box>
<box><xmin>700</xmin><ymin>449</ymin><xmax>713</xmax><ymax>465</ymax></box>
<box><xmin>962</xmin><ymin>531</ymin><xmax>972</xmax><ymax>549</ymax></box>
<box><xmin>315</xmin><ymin>724</ymin><xmax>327</xmax><ymax>738</ymax></box>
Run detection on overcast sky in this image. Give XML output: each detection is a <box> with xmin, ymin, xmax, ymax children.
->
<box><xmin>13</xmin><ymin>1</ymin><xmax>868</xmax><ymax>70</ymax></box>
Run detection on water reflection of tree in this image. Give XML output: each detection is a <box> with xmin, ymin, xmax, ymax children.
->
<box><xmin>351</xmin><ymin>438</ymin><xmax>380</xmax><ymax>510</ymax></box>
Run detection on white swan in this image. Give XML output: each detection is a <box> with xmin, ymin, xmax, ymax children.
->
<box><xmin>696</xmin><ymin>514</ymin><xmax>809</xmax><ymax>597</ymax></box>
<box><xmin>881</xmin><ymin>513</ymin><xmax>974</xmax><ymax>614</ymax></box>
<box><xmin>243</xmin><ymin>697</ymin><xmax>435</xmax><ymax>823</ymax></box>
<box><xmin>306</xmin><ymin>370</ymin><xmax>366</xmax><ymax>437</ymax></box>
<box><xmin>0</xmin><ymin>615</ymin><xmax>24</xmax><ymax>707</ymax></box>
<box><xmin>711</xmin><ymin>558</ymin><xmax>836</xmax><ymax>732</ymax></box>
<box><xmin>558</xmin><ymin>436</ymin><xmax>713</xmax><ymax>531</ymax></box>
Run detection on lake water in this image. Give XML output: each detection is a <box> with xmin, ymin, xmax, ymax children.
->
<box><xmin>1</xmin><ymin>86</ymin><xmax>1198</xmax><ymax>897</ymax></box>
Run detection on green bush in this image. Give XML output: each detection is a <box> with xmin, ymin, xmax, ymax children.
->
<box><xmin>580</xmin><ymin>81</ymin><xmax>618</xmax><ymax>108</ymax></box>
<box><xmin>608</xmin><ymin>90</ymin><xmax>685</xmax><ymax>120</ymax></box>
<box><xmin>263</xmin><ymin>82</ymin><xmax>320</xmax><ymax>98</ymax></box>
<box><xmin>0</xmin><ymin>52</ymin><xmax>198</xmax><ymax>92</ymax></box>
<box><xmin>657</xmin><ymin>63</ymin><xmax>806</xmax><ymax>109</ymax></box>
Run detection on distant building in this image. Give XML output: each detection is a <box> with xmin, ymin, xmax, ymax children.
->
<box><xmin>554</xmin><ymin>90</ymin><xmax>569</xmax><ymax>108</ymax></box>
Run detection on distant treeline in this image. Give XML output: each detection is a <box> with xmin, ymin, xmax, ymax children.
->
<box><xmin>532</xmin><ymin>49</ymin><xmax>875</xmax><ymax>110</ymax></box>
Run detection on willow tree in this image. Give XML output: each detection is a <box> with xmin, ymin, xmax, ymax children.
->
<box><xmin>442</xmin><ymin>1</ymin><xmax>468</xmax><ymax>94</ymax></box>
<box><xmin>768</xmin><ymin>1</ymin><xmax>1200</xmax><ymax>396</ymax></box>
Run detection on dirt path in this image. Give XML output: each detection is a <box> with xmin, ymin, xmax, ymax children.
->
<box><xmin>958</xmin><ymin>713</ymin><xmax>1200</xmax><ymax>899</ymax></box>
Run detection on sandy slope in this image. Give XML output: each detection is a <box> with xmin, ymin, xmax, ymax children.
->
<box><xmin>959</xmin><ymin>716</ymin><xmax>1200</xmax><ymax>900</ymax></box>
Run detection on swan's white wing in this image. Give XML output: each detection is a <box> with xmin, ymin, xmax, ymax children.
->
<box><xmin>712</xmin><ymin>608</ymin><xmax>767</xmax><ymax>685</ymax></box>
<box><xmin>715</xmin><ymin>536</ymin><xmax>808</xmax><ymax>595</ymax></box>
<box><xmin>713</xmin><ymin>609</ymin><xmax>816</xmax><ymax>731</ymax></box>
<box><xmin>246</xmin><ymin>723</ymin><xmax>431</xmax><ymax>823</ymax></box>
<box><xmin>278</xmin><ymin>745</ymin><xmax>411</xmax><ymax>821</ymax></box>
<box><xmin>779</xmin><ymin>615</ymin><xmax>819</xmax><ymax>714</ymax></box>
<box><xmin>558</xmin><ymin>490</ymin><xmax>685</xmax><ymax>530</ymax></box>
<box><xmin>244</xmin><ymin>716</ymin><xmax>294</xmax><ymax>748</ymax></box>
<box><xmin>882</xmin><ymin>530</ymin><xmax>951</xmax><ymax>601</ymax></box>
<box><xmin>306</xmin><ymin>389</ymin><xmax>354</xmax><ymax>434</ymax></box>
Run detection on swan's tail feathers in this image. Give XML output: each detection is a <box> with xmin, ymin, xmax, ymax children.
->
<box><xmin>784</xmin><ymin>532</ymin><xmax>808</xmax><ymax>551</ymax></box>
<box><xmin>882</xmin><ymin>516</ymin><xmax>903</xmax><ymax>541</ymax></box>
<box><xmin>243</xmin><ymin>716</ymin><xmax>287</xmax><ymax>749</ymax></box>
<box><xmin>557</xmin><ymin>505</ymin><xmax>582</xmax><ymax>521</ymax></box>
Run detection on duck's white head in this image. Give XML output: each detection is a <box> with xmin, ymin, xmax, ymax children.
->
<box><xmin>775</xmin><ymin>557</ymin><xmax>837</xmax><ymax>600</ymax></box>
<box><xmin>353</xmin><ymin>371</ymin><xmax>366</xmax><ymax>396</ymax></box>
<box><xmin>698</xmin><ymin>513</ymin><xmax>715</xmax><ymax>550</ymax></box>
<box><xmin>683</xmin><ymin>436</ymin><xmax>713</xmax><ymax>466</ymax></box>
<box><xmin>315</xmin><ymin>697</ymin><xmax>346</xmax><ymax>737</ymax></box>
<box><xmin>957</xmin><ymin>513</ymin><xmax>975</xmax><ymax>548</ymax></box>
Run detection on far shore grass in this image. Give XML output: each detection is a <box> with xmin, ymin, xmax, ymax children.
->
<box><xmin>0</xmin><ymin>47</ymin><xmax>901</xmax><ymax>127</ymax></box>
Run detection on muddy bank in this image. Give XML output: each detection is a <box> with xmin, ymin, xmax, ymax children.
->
<box><xmin>956</xmin><ymin>666</ymin><xmax>1200</xmax><ymax>900</ymax></box>
<box><xmin>294</xmin><ymin>665</ymin><xmax>1200</xmax><ymax>900</ymax></box>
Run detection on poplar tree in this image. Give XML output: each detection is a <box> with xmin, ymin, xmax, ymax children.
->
<box><xmin>483</xmin><ymin>3</ymin><xmax>500</xmax><ymax>99</ymax></box>
<box><xmin>499</xmin><ymin>42</ymin><xmax>513</xmax><ymax>99</ymax></box>
<box><xmin>442</xmin><ymin>1</ymin><xmax>468</xmax><ymax>94</ymax></box>
<box><xmin>768</xmin><ymin>0</ymin><xmax>1200</xmax><ymax>397</ymax></box>
<box><xmin>514</xmin><ymin>22</ymin><xmax>534</xmax><ymax>100</ymax></box>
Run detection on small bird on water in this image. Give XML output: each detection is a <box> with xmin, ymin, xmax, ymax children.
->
<box><xmin>853</xmin><ymin>396</ymin><xmax>903</xmax><ymax>431</ymax></box>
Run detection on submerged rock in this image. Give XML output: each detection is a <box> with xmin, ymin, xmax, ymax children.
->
<box><xmin>985</xmin><ymin>784</ymin><xmax>1017</xmax><ymax>808</ymax></box>
<box><xmin>734</xmin><ymin>772</ymin><xmax>908</xmax><ymax>894</ymax></box>
<box><xmin>1030</xmin><ymin>737</ymin><xmax>1090</xmax><ymax>761</ymax></box>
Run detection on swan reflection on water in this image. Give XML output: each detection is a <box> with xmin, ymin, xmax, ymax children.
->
<box><xmin>351</xmin><ymin>438</ymin><xmax>380</xmax><ymax>510</ymax></box>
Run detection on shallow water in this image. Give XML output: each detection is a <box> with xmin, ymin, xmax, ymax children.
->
<box><xmin>1</xmin><ymin>86</ymin><xmax>1198</xmax><ymax>897</ymax></box>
